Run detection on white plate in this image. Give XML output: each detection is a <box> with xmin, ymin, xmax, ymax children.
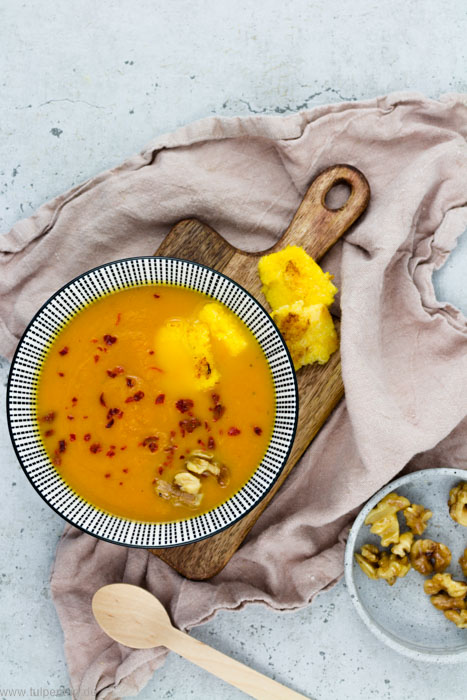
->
<box><xmin>345</xmin><ymin>468</ymin><xmax>467</xmax><ymax>663</ymax></box>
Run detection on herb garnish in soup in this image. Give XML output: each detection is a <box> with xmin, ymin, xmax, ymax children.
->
<box><xmin>36</xmin><ymin>286</ymin><xmax>275</xmax><ymax>522</ymax></box>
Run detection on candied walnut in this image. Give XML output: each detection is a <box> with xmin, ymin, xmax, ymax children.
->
<box><xmin>365</xmin><ymin>493</ymin><xmax>410</xmax><ymax>525</ymax></box>
<box><xmin>423</xmin><ymin>573</ymin><xmax>467</xmax><ymax>598</ymax></box>
<box><xmin>155</xmin><ymin>479</ymin><xmax>202</xmax><ymax>508</ymax></box>
<box><xmin>186</xmin><ymin>457</ymin><xmax>220</xmax><ymax>477</ymax></box>
<box><xmin>410</xmin><ymin>539</ymin><xmax>451</xmax><ymax>575</ymax></box>
<box><xmin>391</xmin><ymin>532</ymin><xmax>414</xmax><ymax>557</ymax></box>
<box><xmin>355</xmin><ymin>544</ymin><xmax>410</xmax><ymax>586</ymax></box>
<box><xmin>364</xmin><ymin>493</ymin><xmax>410</xmax><ymax>547</ymax></box>
<box><xmin>444</xmin><ymin>610</ymin><xmax>467</xmax><ymax>628</ymax></box>
<box><xmin>369</xmin><ymin>515</ymin><xmax>400</xmax><ymax>547</ymax></box>
<box><xmin>173</xmin><ymin>471</ymin><xmax>201</xmax><ymax>495</ymax></box>
<box><xmin>217</xmin><ymin>464</ymin><xmax>230</xmax><ymax>487</ymax></box>
<box><xmin>377</xmin><ymin>552</ymin><xmax>411</xmax><ymax>586</ymax></box>
<box><xmin>403</xmin><ymin>503</ymin><xmax>432</xmax><ymax>535</ymax></box>
<box><xmin>448</xmin><ymin>481</ymin><xmax>467</xmax><ymax>526</ymax></box>
<box><xmin>430</xmin><ymin>593</ymin><xmax>466</xmax><ymax>611</ymax></box>
<box><xmin>189</xmin><ymin>449</ymin><xmax>214</xmax><ymax>460</ymax></box>
<box><xmin>185</xmin><ymin>449</ymin><xmax>221</xmax><ymax>477</ymax></box>
<box><xmin>355</xmin><ymin>544</ymin><xmax>380</xmax><ymax>580</ymax></box>
<box><xmin>459</xmin><ymin>547</ymin><xmax>467</xmax><ymax>578</ymax></box>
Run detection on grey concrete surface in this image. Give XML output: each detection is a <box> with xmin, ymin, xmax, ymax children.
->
<box><xmin>0</xmin><ymin>1</ymin><xmax>466</xmax><ymax>699</ymax></box>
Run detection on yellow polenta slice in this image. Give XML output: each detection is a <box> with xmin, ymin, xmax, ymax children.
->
<box><xmin>198</xmin><ymin>302</ymin><xmax>247</xmax><ymax>355</ymax></box>
<box><xmin>156</xmin><ymin>318</ymin><xmax>220</xmax><ymax>390</ymax></box>
<box><xmin>258</xmin><ymin>245</ymin><xmax>337</xmax><ymax>310</ymax></box>
<box><xmin>271</xmin><ymin>300</ymin><xmax>338</xmax><ymax>370</ymax></box>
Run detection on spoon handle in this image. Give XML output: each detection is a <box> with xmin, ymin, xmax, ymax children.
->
<box><xmin>166</xmin><ymin>627</ymin><xmax>308</xmax><ymax>700</ymax></box>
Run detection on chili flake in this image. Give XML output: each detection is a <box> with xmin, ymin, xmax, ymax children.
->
<box><xmin>99</xmin><ymin>393</ymin><xmax>106</xmax><ymax>407</ymax></box>
<box><xmin>115</xmin><ymin>313</ymin><xmax>121</xmax><ymax>326</ymax></box>
<box><xmin>58</xmin><ymin>372</ymin><xmax>65</xmax><ymax>377</ymax></box>
<box><xmin>106</xmin><ymin>450</ymin><xmax>115</xmax><ymax>457</ymax></box>
<box><xmin>126</xmin><ymin>376</ymin><xmax>136</xmax><ymax>387</ymax></box>
<box><xmin>149</xmin><ymin>366</ymin><xmax>163</xmax><ymax>373</ymax></box>
<box><xmin>207</xmin><ymin>436</ymin><xmax>215</xmax><ymax>449</ymax></box>
<box><xmin>71</xmin><ymin>397</ymin><xmax>78</xmax><ymax>404</ymax></box>
<box><xmin>179</xmin><ymin>416</ymin><xmax>201</xmax><ymax>435</ymax></box>
<box><xmin>104</xmin><ymin>473</ymin><xmax>111</xmax><ymax>479</ymax></box>
<box><xmin>107</xmin><ymin>407</ymin><xmax>123</xmax><ymax>419</ymax></box>
<box><xmin>125</xmin><ymin>391</ymin><xmax>144</xmax><ymax>403</ymax></box>
<box><xmin>155</xmin><ymin>394</ymin><xmax>165</xmax><ymax>405</ymax></box>
<box><xmin>58</xmin><ymin>440</ymin><xmax>67</xmax><ymax>453</ymax></box>
<box><xmin>59</xmin><ymin>347</ymin><xmax>69</xmax><ymax>356</ymax></box>
<box><xmin>153</xmin><ymin>293</ymin><xmax>160</xmax><ymax>299</ymax></box>
<box><xmin>94</xmin><ymin>355</ymin><xmax>100</xmax><ymax>363</ymax></box>
<box><xmin>105</xmin><ymin>419</ymin><xmax>114</xmax><ymax>429</ymax></box>
<box><xmin>122</xmin><ymin>468</ymin><xmax>129</xmax><ymax>474</ymax></box>
<box><xmin>212</xmin><ymin>403</ymin><xmax>225</xmax><ymax>421</ymax></box>
<box><xmin>69</xmin><ymin>434</ymin><xmax>76</xmax><ymax>442</ymax></box>
<box><xmin>41</xmin><ymin>412</ymin><xmax>55</xmax><ymax>423</ymax></box>
<box><xmin>176</xmin><ymin>398</ymin><xmax>194</xmax><ymax>413</ymax></box>
<box><xmin>107</xmin><ymin>366</ymin><xmax>124</xmax><ymax>378</ymax></box>
<box><xmin>66</xmin><ymin>415</ymin><xmax>74</xmax><ymax>420</ymax></box>
<box><xmin>103</xmin><ymin>334</ymin><xmax>117</xmax><ymax>346</ymax></box>
<box><xmin>84</xmin><ymin>433</ymin><xmax>91</xmax><ymax>441</ymax></box>
<box><xmin>158</xmin><ymin>466</ymin><xmax>164</xmax><ymax>475</ymax></box>
<box><xmin>148</xmin><ymin>350</ymin><xmax>155</xmax><ymax>355</ymax></box>
<box><xmin>90</xmin><ymin>443</ymin><xmax>102</xmax><ymax>454</ymax></box>
<box><xmin>227</xmin><ymin>427</ymin><xmax>241</xmax><ymax>436</ymax></box>
<box><xmin>44</xmin><ymin>429</ymin><xmax>54</xmax><ymax>438</ymax></box>
<box><xmin>142</xmin><ymin>436</ymin><xmax>159</xmax><ymax>453</ymax></box>
<box><xmin>253</xmin><ymin>426</ymin><xmax>263</xmax><ymax>436</ymax></box>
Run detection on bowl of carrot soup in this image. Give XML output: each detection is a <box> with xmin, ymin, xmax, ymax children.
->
<box><xmin>7</xmin><ymin>257</ymin><xmax>297</xmax><ymax>547</ymax></box>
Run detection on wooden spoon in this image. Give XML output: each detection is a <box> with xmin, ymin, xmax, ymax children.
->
<box><xmin>92</xmin><ymin>583</ymin><xmax>309</xmax><ymax>700</ymax></box>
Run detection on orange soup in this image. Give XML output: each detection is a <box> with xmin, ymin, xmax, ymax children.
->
<box><xmin>36</xmin><ymin>286</ymin><xmax>275</xmax><ymax>522</ymax></box>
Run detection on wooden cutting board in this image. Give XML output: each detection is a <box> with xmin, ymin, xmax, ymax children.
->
<box><xmin>151</xmin><ymin>164</ymin><xmax>370</xmax><ymax>579</ymax></box>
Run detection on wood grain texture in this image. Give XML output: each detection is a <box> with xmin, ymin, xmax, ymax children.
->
<box><xmin>151</xmin><ymin>165</ymin><xmax>370</xmax><ymax>579</ymax></box>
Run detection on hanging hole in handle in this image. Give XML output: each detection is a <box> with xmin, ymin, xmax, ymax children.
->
<box><xmin>324</xmin><ymin>179</ymin><xmax>352</xmax><ymax>211</ymax></box>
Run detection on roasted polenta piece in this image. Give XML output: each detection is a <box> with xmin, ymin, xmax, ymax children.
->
<box><xmin>258</xmin><ymin>245</ymin><xmax>337</xmax><ymax>310</ymax></box>
<box><xmin>156</xmin><ymin>318</ymin><xmax>220</xmax><ymax>390</ymax></box>
<box><xmin>271</xmin><ymin>300</ymin><xmax>338</xmax><ymax>370</ymax></box>
<box><xmin>198</xmin><ymin>302</ymin><xmax>247</xmax><ymax>355</ymax></box>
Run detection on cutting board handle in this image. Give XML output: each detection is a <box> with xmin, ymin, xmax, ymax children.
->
<box><xmin>277</xmin><ymin>164</ymin><xmax>370</xmax><ymax>261</ymax></box>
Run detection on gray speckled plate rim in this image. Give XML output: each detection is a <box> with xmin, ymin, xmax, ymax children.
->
<box><xmin>344</xmin><ymin>467</ymin><xmax>467</xmax><ymax>664</ymax></box>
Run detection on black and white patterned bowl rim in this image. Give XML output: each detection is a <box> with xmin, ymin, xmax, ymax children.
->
<box><xmin>7</xmin><ymin>257</ymin><xmax>298</xmax><ymax>548</ymax></box>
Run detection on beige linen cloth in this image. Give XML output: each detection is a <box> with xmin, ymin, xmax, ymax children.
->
<box><xmin>1</xmin><ymin>92</ymin><xmax>467</xmax><ymax>699</ymax></box>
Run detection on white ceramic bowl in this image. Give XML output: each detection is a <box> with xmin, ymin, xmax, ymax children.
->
<box><xmin>7</xmin><ymin>257</ymin><xmax>298</xmax><ymax>548</ymax></box>
<box><xmin>345</xmin><ymin>468</ymin><xmax>467</xmax><ymax>664</ymax></box>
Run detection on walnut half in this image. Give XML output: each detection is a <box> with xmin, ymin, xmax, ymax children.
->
<box><xmin>444</xmin><ymin>610</ymin><xmax>467</xmax><ymax>628</ymax></box>
<box><xmin>430</xmin><ymin>593</ymin><xmax>466</xmax><ymax>611</ymax></box>
<box><xmin>424</xmin><ymin>573</ymin><xmax>467</xmax><ymax>598</ymax></box>
<box><xmin>448</xmin><ymin>481</ymin><xmax>467</xmax><ymax>526</ymax></box>
<box><xmin>184</xmin><ymin>448</ymin><xmax>230</xmax><ymax>487</ymax></box>
<box><xmin>410</xmin><ymin>539</ymin><xmax>451</xmax><ymax>575</ymax></box>
<box><xmin>459</xmin><ymin>547</ymin><xmax>467</xmax><ymax>578</ymax></box>
<box><xmin>391</xmin><ymin>532</ymin><xmax>414</xmax><ymax>557</ymax></box>
<box><xmin>364</xmin><ymin>493</ymin><xmax>410</xmax><ymax>547</ymax></box>
<box><xmin>424</xmin><ymin>574</ymin><xmax>467</xmax><ymax>628</ymax></box>
<box><xmin>355</xmin><ymin>544</ymin><xmax>410</xmax><ymax>586</ymax></box>
<box><xmin>403</xmin><ymin>503</ymin><xmax>432</xmax><ymax>535</ymax></box>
